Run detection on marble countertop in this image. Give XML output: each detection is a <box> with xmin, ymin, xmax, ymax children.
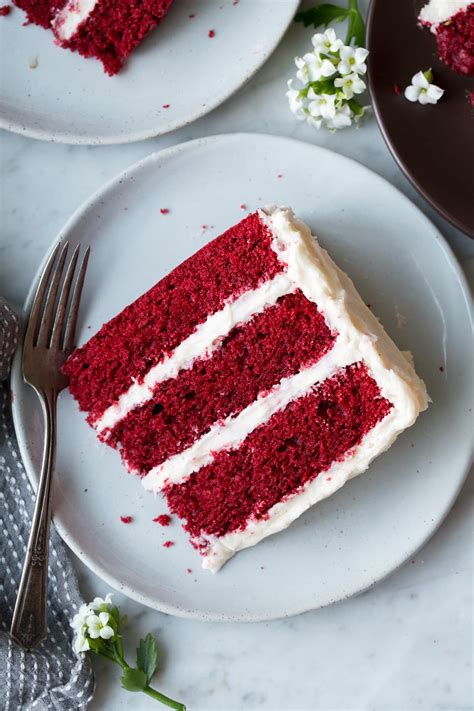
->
<box><xmin>1</xmin><ymin>2</ymin><xmax>473</xmax><ymax>708</ymax></box>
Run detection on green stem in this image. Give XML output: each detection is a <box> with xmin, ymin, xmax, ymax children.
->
<box><xmin>98</xmin><ymin>643</ymin><xmax>185</xmax><ymax>710</ymax></box>
<box><xmin>144</xmin><ymin>685</ymin><xmax>186</xmax><ymax>711</ymax></box>
<box><xmin>345</xmin><ymin>0</ymin><xmax>358</xmax><ymax>45</ymax></box>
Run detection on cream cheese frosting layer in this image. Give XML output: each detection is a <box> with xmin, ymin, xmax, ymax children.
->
<box><xmin>94</xmin><ymin>272</ymin><xmax>294</xmax><ymax>434</ymax></box>
<box><xmin>52</xmin><ymin>0</ymin><xmax>99</xmax><ymax>41</ymax></box>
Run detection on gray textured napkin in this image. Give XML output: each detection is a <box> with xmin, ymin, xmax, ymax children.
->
<box><xmin>0</xmin><ymin>299</ymin><xmax>95</xmax><ymax>710</ymax></box>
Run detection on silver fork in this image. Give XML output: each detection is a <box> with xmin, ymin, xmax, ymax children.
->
<box><xmin>10</xmin><ymin>242</ymin><xmax>90</xmax><ymax>651</ymax></box>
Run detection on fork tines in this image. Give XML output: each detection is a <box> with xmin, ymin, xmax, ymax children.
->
<box><xmin>25</xmin><ymin>242</ymin><xmax>90</xmax><ymax>354</ymax></box>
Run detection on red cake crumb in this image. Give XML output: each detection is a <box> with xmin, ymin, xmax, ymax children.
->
<box><xmin>153</xmin><ymin>514</ymin><xmax>171</xmax><ymax>526</ymax></box>
<box><xmin>162</xmin><ymin>104</ymin><xmax>170</xmax><ymax>109</ymax></box>
<box><xmin>0</xmin><ymin>6</ymin><xmax>11</xmax><ymax>16</ymax></box>
<box><xmin>165</xmin><ymin>363</ymin><xmax>392</xmax><ymax>539</ymax></box>
<box><xmin>163</xmin><ymin>540</ymin><xmax>174</xmax><ymax>548</ymax></box>
<box><xmin>186</xmin><ymin>568</ymin><xmax>192</xmax><ymax>573</ymax></box>
<box><xmin>64</xmin><ymin>212</ymin><xmax>284</xmax><ymax>424</ymax></box>
<box><xmin>439</xmin><ymin>366</ymin><xmax>444</xmax><ymax>372</ymax></box>
<box><xmin>393</xmin><ymin>83</ymin><xmax>400</xmax><ymax>95</ymax></box>
<box><xmin>240</xmin><ymin>204</ymin><xmax>247</xmax><ymax>210</ymax></box>
<box><xmin>435</xmin><ymin>6</ymin><xmax>474</xmax><ymax>76</ymax></box>
<box><xmin>233</xmin><ymin>0</ymin><xmax>239</xmax><ymax>5</ymax></box>
<box><xmin>120</xmin><ymin>515</ymin><xmax>133</xmax><ymax>524</ymax></box>
<box><xmin>160</xmin><ymin>208</ymin><xmax>169</xmax><ymax>214</ymax></box>
<box><xmin>277</xmin><ymin>174</ymin><xmax>283</xmax><ymax>179</ymax></box>
<box><xmin>208</xmin><ymin>29</ymin><xmax>215</xmax><ymax>38</ymax></box>
<box><xmin>112</xmin><ymin>291</ymin><xmax>336</xmax><ymax>475</ymax></box>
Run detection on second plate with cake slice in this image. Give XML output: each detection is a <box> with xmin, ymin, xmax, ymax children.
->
<box><xmin>11</xmin><ymin>133</ymin><xmax>473</xmax><ymax>620</ymax></box>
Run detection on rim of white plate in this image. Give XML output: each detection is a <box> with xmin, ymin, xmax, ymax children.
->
<box><xmin>11</xmin><ymin>133</ymin><xmax>474</xmax><ymax>621</ymax></box>
<box><xmin>0</xmin><ymin>3</ymin><xmax>297</xmax><ymax>145</ymax></box>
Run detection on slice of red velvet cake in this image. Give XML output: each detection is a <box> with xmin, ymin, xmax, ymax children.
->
<box><xmin>13</xmin><ymin>0</ymin><xmax>174</xmax><ymax>75</ymax></box>
<box><xmin>64</xmin><ymin>207</ymin><xmax>429</xmax><ymax>572</ymax></box>
<box><xmin>419</xmin><ymin>1</ymin><xmax>474</xmax><ymax>77</ymax></box>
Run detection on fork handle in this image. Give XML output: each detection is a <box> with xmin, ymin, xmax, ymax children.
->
<box><xmin>10</xmin><ymin>389</ymin><xmax>57</xmax><ymax>651</ymax></box>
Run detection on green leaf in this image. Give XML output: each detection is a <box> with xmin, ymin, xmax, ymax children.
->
<box><xmin>120</xmin><ymin>667</ymin><xmax>147</xmax><ymax>692</ymax></box>
<box><xmin>110</xmin><ymin>605</ymin><xmax>120</xmax><ymax>622</ymax></box>
<box><xmin>295</xmin><ymin>4</ymin><xmax>348</xmax><ymax>29</ymax></box>
<box><xmin>348</xmin><ymin>98</ymin><xmax>364</xmax><ymax>115</ymax></box>
<box><xmin>346</xmin><ymin>7</ymin><xmax>365</xmax><ymax>47</ymax></box>
<box><xmin>311</xmin><ymin>79</ymin><xmax>338</xmax><ymax>95</ymax></box>
<box><xmin>86</xmin><ymin>637</ymin><xmax>102</xmax><ymax>654</ymax></box>
<box><xmin>136</xmin><ymin>633</ymin><xmax>159</xmax><ymax>684</ymax></box>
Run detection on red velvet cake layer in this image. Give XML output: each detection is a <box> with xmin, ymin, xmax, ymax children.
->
<box><xmin>436</xmin><ymin>6</ymin><xmax>474</xmax><ymax>76</ymax></box>
<box><xmin>57</xmin><ymin>0</ymin><xmax>175</xmax><ymax>76</ymax></box>
<box><xmin>110</xmin><ymin>291</ymin><xmax>336</xmax><ymax>474</ymax></box>
<box><xmin>13</xmin><ymin>0</ymin><xmax>66</xmax><ymax>28</ymax></box>
<box><xmin>64</xmin><ymin>212</ymin><xmax>284</xmax><ymax>423</ymax></box>
<box><xmin>164</xmin><ymin>363</ymin><xmax>392</xmax><ymax>540</ymax></box>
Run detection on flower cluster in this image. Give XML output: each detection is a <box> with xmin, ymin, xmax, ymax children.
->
<box><xmin>70</xmin><ymin>592</ymin><xmax>185</xmax><ymax>709</ymax></box>
<box><xmin>71</xmin><ymin>593</ymin><xmax>116</xmax><ymax>653</ymax></box>
<box><xmin>287</xmin><ymin>28</ymin><xmax>370</xmax><ymax>131</ymax></box>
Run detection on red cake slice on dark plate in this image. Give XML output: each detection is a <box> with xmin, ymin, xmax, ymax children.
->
<box><xmin>419</xmin><ymin>0</ymin><xmax>474</xmax><ymax>76</ymax></box>
<box><xmin>13</xmin><ymin>0</ymin><xmax>174</xmax><ymax>75</ymax></box>
<box><xmin>64</xmin><ymin>207</ymin><xmax>429</xmax><ymax>571</ymax></box>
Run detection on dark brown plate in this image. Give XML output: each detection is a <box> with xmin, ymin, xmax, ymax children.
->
<box><xmin>367</xmin><ymin>0</ymin><xmax>474</xmax><ymax>238</ymax></box>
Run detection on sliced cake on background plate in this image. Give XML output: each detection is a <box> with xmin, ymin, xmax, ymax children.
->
<box><xmin>419</xmin><ymin>0</ymin><xmax>474</xmax><ymax>76</ymax></box>
<box><xmin>13</xmin><ymin>0</ymin><xmax>175</xmax><ymax>75</ymax></box>
<box><xmin>64</xmin><ymin>207</ymin><xmax>429</xmax><ymax>572</ymax></box>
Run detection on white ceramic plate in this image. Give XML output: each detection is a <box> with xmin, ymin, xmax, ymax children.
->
<box><xmin>0</xmin><ymin>0</ymin><xmax>297</xmax><ymax>144</ymax></box>
<box><xmin>11</xmin><ymin>134</ymin><xmax>473</xmax><ymax>621</ymax></box>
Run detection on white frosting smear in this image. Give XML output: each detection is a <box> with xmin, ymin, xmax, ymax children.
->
<box><xmin>52</xmin><ymin>0</ymin><xmax>99</xmax><ymax>41</ymax></box>
<box><xmin>419</xmin><ymin>0</ymin><xmax>470</xmax><ymax>30</ymax></box>
<box><xmin>95</xmin><ymin>273</ymin><xmax>294</xmax><ymax>433</ymax></box>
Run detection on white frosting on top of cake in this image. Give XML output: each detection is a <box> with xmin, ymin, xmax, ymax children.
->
<box><xmin>52</xmin><ymin>0</ymin><xmax>99</xmax><ymax>42</ymax></box>
<box><xmin>95</xmin><ymin>273</ymin><xmax>294</xmax><ymax>434</ymax></box>
<box><xmin>144</xmin><ymin>206</ymin><xmax>428</xmax><ymax>572</ymax></box>
<box><xmin>419</xmin><ymin>0</ymin><xmax>471</xmax><ymax>30</ymax></box>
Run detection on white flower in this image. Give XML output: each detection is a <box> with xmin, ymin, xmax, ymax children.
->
<box><xmin>312</xmin><ymin>28</ymin><xmax>343</xmax><ymax>54</ymax></box>
<box><xmin>296</xmin><ymin>51</ymin><xmax>336</xmax><ymax>82</ymax></box>
<box><xmin>74</xmin><ymin>633</ymin><xmax>90</xmax><ymax>654</ymax></box>
<box><xmin>338</xmin><ymin>46</ymin><xmax>369</xmax><ymax>76</ymax></box>
<box><xmin>307</xmin><ymin>116</ymin><xmax>323</xmax><ymax>129</ymax></box>
<box><xmin>86</xmin><ymin>612</ymin><xmax>115</xmax><ymax>641</ymax></box>
<box><xmin>295</xmin><ymin>55</ymin><xmax>310</xmax><ymax>84</ymax></box>
<box><xmin>325</xmin><ymin>103</ymin><xmax>353</xmax><ymax>130</ymax></box>
<box><xmin>286</xmin><ymin>79</ymin><xmax>307</xmax><ymax>120</ymax></box>
<box><xmin>308</xmin><ymin>89</ymin><xmax>337</xmax><ymax>120</ymax></box>
<box><xmin>70</xmin><ymin>603</ymin><xmax>93</xmax><ymax>631</ymax></box>
<box><xmin>404</xmin><ymin>70</ymin><xmax>444</xmax><ymax>105</ymax></box>
<box><xmin>91</xmin><ymin>593</ymin><xmax>114</xmax><ymax>610</ymax></box>
<box><xmin>334</xmin><ymin>72</ymin><xmax>366</xmax><ymax>99</ymax></box>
